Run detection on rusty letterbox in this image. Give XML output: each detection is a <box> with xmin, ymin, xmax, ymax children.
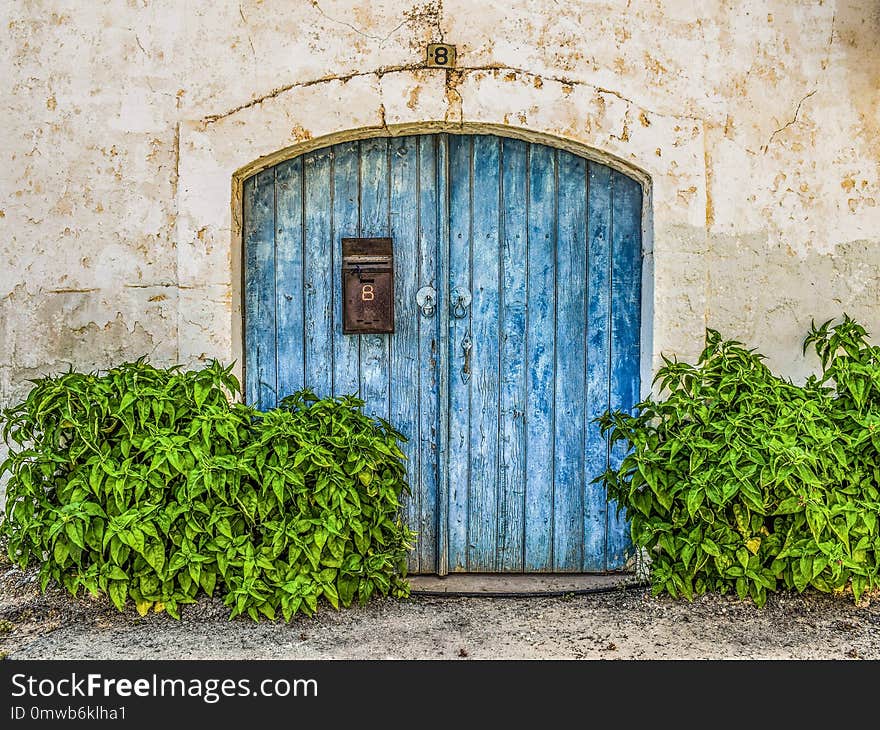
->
<box><xmin>341</xmin><ymin>237</ymin><xmax>394</xmax><ymax>334</ymax></box>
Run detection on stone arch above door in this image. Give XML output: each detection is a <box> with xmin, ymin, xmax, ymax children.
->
<box><xmin>174</xmin><ymin>66</ymin><xmax>708</xmax><ymax>389</ymax></box>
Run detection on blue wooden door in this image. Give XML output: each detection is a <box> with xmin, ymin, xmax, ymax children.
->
<box><xmin>243</xmin><ymin>133</ymin><xmax>642</xmax><ymax>574</ymax></box>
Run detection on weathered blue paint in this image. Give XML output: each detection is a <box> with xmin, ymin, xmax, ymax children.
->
<box><xmin>389</xmin><ymin>136</ymin><xmax>421</xmax><ymax>572</ymax></box>
<box><xmin>498</xmin><ymin>137</ymin><xmax>528</xmax><ymax>572</ymax></box>
<box><xmin>303</xmin><ymin>149</ymin><xmax>333</xmax><ymax>398</ymax></box>
<box><xmin>275</xmin><ymin>158</ymin><xmax>305</xmax><ymax>399</ymax></box>
<box><xmin>553</xmin><ymin>150</ymin><xmax>588</xmax><ymax>571</ymax></box>
<box><xmin>466</xmin><ymin>135</ymin><xmax>502</xmax><ymax>570</ymax></box>
<box><xmin>242</xmin><ymin>133</ymin><xmax>642</xmax><ymax>574</ymax></box>
<box><xmin>415</xmin><ymin>135</ymin><xmax>441</xmax><ymax>573</ymax></box>
<box><xmin>331</xmin><ymin>141</ymin><xmax>361</xmax><ymax>398</ymax></box>
<box><xmin>435</xmin><ymin>136</ymin><xmax>451</xmax><ymax>575</ymax></box>
<box><xmin>446</xmin><ymin>134</ymin><xmax>471</xmax><ymax>571</ymax></box>
<box><xmin>243</xmin><ymin>168</ymin><xmax>276</xmax><ymax>411</ymax></box>
<box><xmin>523</xmin><ymin>144</ymin><xmax>556</xmax><ymax>571</ymax></box>
<box><xmin>584</xmin><ymin>163</ymin><xmax>612</xmax><ymax>571</ymax></box>
<box><xmin>608</xmin><ymin>170</ymin><xmax>642</xmax><ymax>569</ymax></box>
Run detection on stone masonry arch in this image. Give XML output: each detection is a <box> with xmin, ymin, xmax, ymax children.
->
<box><xmin>176</xmin><ymin>65</ymin><xmax>709</xmax><ymax>392</ymax></box>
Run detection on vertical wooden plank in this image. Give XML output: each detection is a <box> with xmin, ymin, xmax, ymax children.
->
<box><xmin>331</xmin><ymin>141</ymin><xmax>361</xmax><ymax>398</ymax></box>
<box><xmin>608</xmin><ymin>170</ymin><xmax>642</xmax><ymax>569</ymax></box>
<box><xmin>497</xmin><ymin>137</ymin><xmax>527</xmax><ymax>571</ymax></box>
<box><xmin>275</xmin><ymin>158</ymin><xmax>305</xmax><ymax>401</ymax></box>
<box><xmin>359</xmin><ymin>138</ymin><xmax>391</xmax><ymax>419</ymax></box>
<box><xmin>468</xmin><ymin>135</ymin><xmax>501</xmax><ymax>571</ymax></box>
<box><xmin>523</xmin><ymin>144</ymin><xmax>556</xmax><ymax>571</ymax></box>
<box><xmin>446</xmin><ymin>134</ymin><xmax>472</xmax><ymax>571</ymax></box>
<box><xmin>583</xmin><ymin>162</ymin><xmax>612</xmax><ymax>571</ymax></box>
<box><xmin>553</xmin><ymin>151</ymin><xmax>587</xmax><ymax>571</ymax></box>
<box><xmin>302</xmin><ymin>149</ymin><xmax>334</xmax><ymax>397</ymax></box>
<box><xmin>436</xmin><ymin>134</ymin><xmax>451</xmax><ymax>575</ymax></box>
<box><xmin>243</xmin><ymin>169</ymin><xmax>276</xmax><ymax>410</ymax></box>
<box><xmin>416</xmin><ymin>135</ymin><xmax>440</xmax><ymax>573</ymax></box>
<box><xmin>243</xmin><ymin>174</ymin><xmax>258</xmax><ymax>407</ymax></box>
<box><xmin>389</xmin><ymin>135</ymin><xmax>421</xmax><ymax>573</ymax></box>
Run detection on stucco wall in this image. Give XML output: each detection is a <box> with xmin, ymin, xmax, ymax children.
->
<box><xmin>2</xmin><ymin>0</ymin><xmax>878</xmax><ymax>408</ymax></box>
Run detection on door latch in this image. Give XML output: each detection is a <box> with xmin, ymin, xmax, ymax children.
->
<box><xmin>461</xmin><ymin>333</ymin><xmax>472</xmax><ymax>383</ymax></box>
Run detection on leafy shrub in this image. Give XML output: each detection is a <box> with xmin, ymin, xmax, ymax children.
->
<box><xmin>598</xmin><ymin>316</ymin><xmax>880</xmax><ymax>606</ymax></box>
<box><xmin>0</xmin><ymin>359</ymin><xmax>413</xmax><ymax>620</ymax></box>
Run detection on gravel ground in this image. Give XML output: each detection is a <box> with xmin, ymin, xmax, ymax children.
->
<box><xmin>2</xmin><ymin>563</ymin><xmax>879</xmax><ymax>660</ymax></box>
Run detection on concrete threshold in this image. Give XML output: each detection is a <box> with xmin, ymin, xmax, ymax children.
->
<box><xmin>407</xmin><ymin>572</ymin><xmax>644</xmax><ymax>597</ymax></box>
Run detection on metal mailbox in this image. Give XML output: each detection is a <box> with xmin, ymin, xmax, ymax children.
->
<box><xmin>341</xmin><ymin>237</ymin><xmax>394</xmax><ymax>334</ymax></box>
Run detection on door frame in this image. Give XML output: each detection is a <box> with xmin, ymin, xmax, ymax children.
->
<box><xmin>239</xmin><ymin>128</ymin><xmax>653</xmax><ymax>575</ymax></box>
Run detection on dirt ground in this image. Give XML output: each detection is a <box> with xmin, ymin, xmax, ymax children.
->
<box><xmin>2</xmin><ymin>564</ymin><xmax>879</xmax><ymax>660</ymax></box>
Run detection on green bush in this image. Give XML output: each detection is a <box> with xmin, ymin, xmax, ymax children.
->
<box><xmin>0</xmin><ymin>359</ymin><xmax>413</xmax><ymax>621</ymax></box>
<box><xmin>597</xmin><ymin>316</ymin><xmax>880</xmax><ymax>606</ymax></box>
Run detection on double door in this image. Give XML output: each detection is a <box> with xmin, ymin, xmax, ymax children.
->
<box><xmin>243</xmin><ymin>133</ymin><xmax>642</xmax><ymax>573</ymax></box>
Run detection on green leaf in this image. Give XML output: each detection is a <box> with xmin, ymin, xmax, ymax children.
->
<box><xmin>335</xmin><ymin>577</ymin><xmax>358</xmax><ymax>608</ymax></box>
<box><xmin>53</xmin><ymin>540</ymin><xmax>70</xmax><ymax>565</ymax></box>
<box><xmin>217</xmin><ymin>518</ymin><xmax>233</xmax><ymax>539</ymax></box>
<box><xmin>65</xmin><ymin>521</ymin><xmax>86</xmax><ymax>550</ymax></box>
<box><xmin>143</xmin><ymin>542</ymin><xmax>166</xmax><ymax>574</ymax></box>
<box><xmin>106</xmin><ymin>565</ymin><xmax>128</xmax><ymax>581</ymax></box>
<box><xmin>109</xmin><ymin>580</ymin><xmax>129</xmax><ymax>611</ymax></box>
<box><xmin>700</xmin><ymin>539</ymin><xmax>720</xmax><ymax>557</ymax></box>
<box><xmin>128</xmin><ymin>527</ymin><xmax>145</xmax><ymax>555</ymax></box>
<box><xmin>686</xmin><ymin>487</ymin><xmax>705</xmax><ymax>518</ymax></box>
<box><xmin>200</xmin><ymin>569</ymin><xmax>217</xmax><ymax>597</ymax></box>
<box><xmin>194</xmin><ymin>382</ymin><xmax>210</xmax><ymax>408</ymax></box>
<box><xmin>806</xmin><ymin>506</ymin><xmax>826</xmax><ymax>541</ymax></box>
<box><xmin>272</xmin><ymin>477</ymin><xmax>285</xmax><ymax>506</ymax></box>
<box><xmin>110</xmin><ymin>537</ymin><xmax>124</xmax><ymax>565</ymax></box>
<box><xmin>322</xmin><ymin>583</ymin><xmax>340</xmax><ymax>610</ymax></box>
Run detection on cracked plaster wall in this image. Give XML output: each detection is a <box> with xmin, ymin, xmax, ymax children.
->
<box><xmin>2</xmin><ymin>0</ymin><xmax>879</xmax><ymax>411</ymax></box>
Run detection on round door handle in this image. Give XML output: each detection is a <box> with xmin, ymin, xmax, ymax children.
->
<box><xmin>416</xmin><ymin>286</ymin><xmax>437</xmax><ymax>318</ymax></box>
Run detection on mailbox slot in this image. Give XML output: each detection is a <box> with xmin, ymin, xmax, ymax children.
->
<box><xmin>341</xmin><ymin>237</ymin><xmax>394</xmax><ymax>334</ymax></box>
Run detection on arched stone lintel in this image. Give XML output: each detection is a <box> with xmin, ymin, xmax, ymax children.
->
<box><xmin>177</xmin><ymin>67</ymin><xmax>706</xmax><ymax>391</ymax></box>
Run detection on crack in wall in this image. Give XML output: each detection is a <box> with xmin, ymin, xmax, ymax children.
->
<box><xmin>761</xmin><ymin>10</ymin><xmax>833</xmax><ymax>154</ymax></box>
<box><xmin>437</xmin><ymin>0</ymin><xmax>444</xmax><ymax>42</ymax></box>
<box><xmin>454</xmin><ymin>65</ymin><xmax>703</xmax><ymax>123</ymax></box>
<box><xmin>239</xmin><ymin>3</ymin><xmax>256</xmax><ymax>60</ymax></box>
<box><xmin>310</xmin><ymin>0</ymin><xmax>408</xmax><ymax>44</ymax></box>
<box><xmin>201</xmin><ymin>65</ymin><xmax>414</xmax><ymax>125</ymax></box>
<box><xmin>202</xmin><ymin>63</ymin><xmax>703</xmax><ymax>128</ymax></box>
<box><xmin>762</xmin><ymin>89</ymin><xmax>817</xmax><ymax>153</ymax></box>
<box><xmin>825</xmin><ymin>11</ymin><xmax>836</xmax><ymax>64</ymax></box>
